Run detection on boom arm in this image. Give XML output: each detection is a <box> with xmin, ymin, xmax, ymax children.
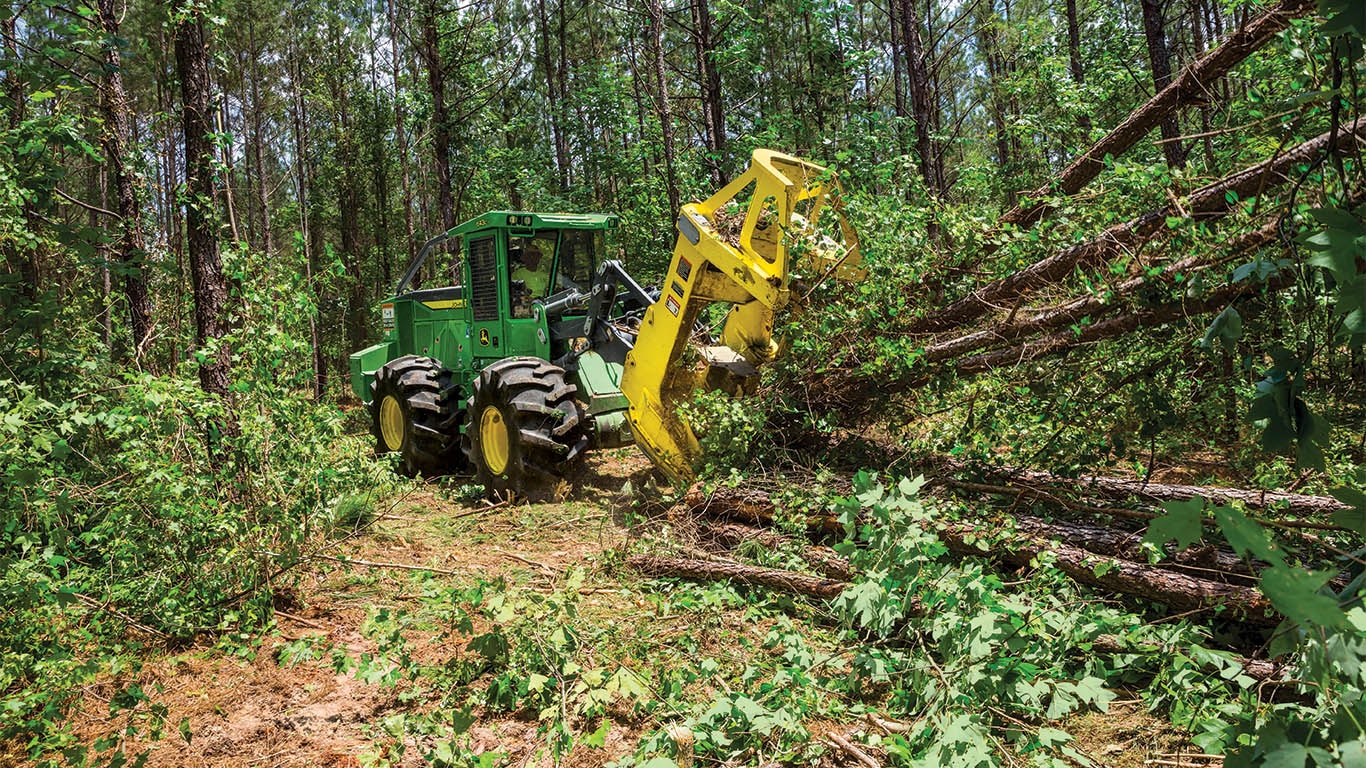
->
<box><xmin>620</xmin><ymin>149</ymin><xmax>862</xmax><ymax>486</ymax></box>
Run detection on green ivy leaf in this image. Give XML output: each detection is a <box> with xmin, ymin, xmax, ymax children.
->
<box><xmin>1260</xmin><ymin>566</ymin><xmax>1345</xmax><ymax>629</ymax></box>
<box><xmin>1143</xmin><ymin>498</ymin><xmax>1205</xmax><ymax>551</ymax></box>
<box><xmin>1294</xmin><ymin>401</ymin><xmax>1332</xmax><ymax>472</ymax></box>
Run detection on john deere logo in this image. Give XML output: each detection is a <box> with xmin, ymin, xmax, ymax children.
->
<box><xmin>479</xmin><ymin>328</ymin><xmax>491</xmax><ymax>346</ymax></box>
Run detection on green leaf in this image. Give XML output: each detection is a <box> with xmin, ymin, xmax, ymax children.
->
<box><xmin>1073</xmin><ymin>676</ymin><xmax>1117</xmax><ymax>712</ymax></box>
<box><xmin>1303</xmin><ymin>219</ymin><xmax>1362</xmax><ymax>282</ymax></box>
<box><xmin>1336</xmin><ymin>276</ymin><xmax>1366</xmax><ymax>334</ymax></box>
<box><xmin>582</xmin><ymin>720</ymin><xmax>610</xmax><ymax>748</ymax></box>
<box><xmin>1261</xmin><ymin>739</ymin><xmax>1310</xmax><ymax>768</ymax></box>
<box><xmin>731</xmin><ymin>695</ymin><xmax>766</xmax><ymax>722</ymax></box>
<box><xmin>1260</xmin><ymin>566</ymin><xmax>1345</xmax><ymax>629</ymax></box>
<box><xmin>1144</xmin><ymin>498</ymin><xmax>1206</xmax><ymax>550</ymax></box>
<box><xmin>1331</xmin><ymin>487</ymin><xmax>1366</xmax><ymax>534</ymax></box>
<box><xmin>1213</xmin><ymin>506</ymin><xmax>1284</xmax><ymax>566</ymax></box>
<box><xmin>1309</xmin><ymin>206</ymin><xmax>1366</xmax><ymax>234</ymax></box>
<box><xmin>1200</xmin><ymin>306</ymin><xmax>1243</xmax><ymax>351</ymax></box>
<box><xmin>1339</xmin><ymin>739</ymin><xmax>1366</xmax><ymax>768</ymax></box>
<box><xmin>450</xmin><ymin>705</ymin><xmax>476</xmax><ymax>736</ymax></box>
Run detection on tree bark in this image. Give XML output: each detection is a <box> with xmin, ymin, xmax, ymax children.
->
<box><xmin>691</xmin><ymin>0</ymin><xmax>725</xmax><ymax>188</ymax></box>
<box><xmin>963</xmin><ymin>464</ymin><xmax>1354</xmax><ymax>518</ymax></box>
<box><xmin>679</xmin><ymin>487</ymin><xmax>1278</xmax><ymax>623</ymax></box>
<box><xmin>995</xmin><ymin>0</ymin><xmax>1315</xmax><ymax>233</ymax></box>
<box><xmin>935</xmin><ymin>525</ymin><xmax>1276</xmax><ymax>622</ymax></box>
<box><xmin>900</xmin><ymin>0</ymin><xmax>941</xmax><ymax>199</ymax></box>
<box><xmin>287</xmin><ymin>26</ymin><xmax>323</xmax><ymax>399</ymax></box>
<box><xmin>176</xmin><ymin>3</ymin><xmax>233</xmax><ymax>399</ymax></box>
<box><xmin>537</xmin><ymin>0</ymin><xmax>569</xmax><ymax>192</ymax></box>
<box><xmin>96</xmin><ymin>0</ymin><xmax>154</xmax><ymax>360</ymax></box>
<box><xmin>626</xmin><ymin>555</ymin><xmax>852</xmax><ymax>600</ymax></box>
<box><xmin>246</xmin><ymin>6</ymin><xmax>273</xmax><ymax>256</ymax></box>
<box><xmin>422</xmin><ymin>0</ymin><xmax>455</xmax><ymax>230</ymax></box>
<box><xmin>907</xmin><ymin>117</ymin><xmax>1366</xmax><ymax>334</ymax></box>
<box><xmin>388</xmin><ymin>0</ymin><xmax>415</xmax><ymax>263</ymax></box>
<box><xmin>647</xmin><ymin>0</ymin><xmax>680</xmax><ymax>214</ymax></box>
<box><xmin>918</xmin><ymin>219</ymin><xmax>1280</xmax><ymax>364</ymax></box>
<box><xmin>947</xmin><ymin>269</ymin><xmax>1292</xmax><ymax>377</ymax></box>
<box><xmin>1140</xmin><ymin>0</ymin><xmax>1184</xmax><ymax>167</ymax></box>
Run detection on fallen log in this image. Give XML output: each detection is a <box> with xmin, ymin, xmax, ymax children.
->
<box><xmin>704</xmin><ymin>521</ymin><xmax>853</xmax><ymax>581</ymax></box>
<box><xmin>685</xmin><ymin>483</ymin><xmax>845</xmax><ymax>534</ymax></box>
<box><xmin>1015</xmin><ymin>516</ymin><xmax>1261</xmax><ymax>583</ymax></box>
<box><xmin>994</xmin><ymin>0</ymin><xmax>1316</xmax><ymax>235</ymax></box>
<box><xmin>948</xmin><ymin>267</ymin><xmax>1293</xmax><ymax>377</ymax></box>
<box><xmin>918</xmin><ymin>219</ymin><xmax>1280</xmax><ymax>365</ymax></box>
<box><xmin>906</xmin><ymin>118</ymin><xmax>1366</xmax><ymax>335</ymax></box>
<box><xmin>625</xmin><ymin>555</ymin><xmax>850</xmax><ymax>600</ymax></box>
<box><xmin>1089</xmin><ymin>634</ymin><xmax>1284</xmax><ymax>682</ymax></box>
<box><xmin>964</xmin><ymin>463</ymin><xmax>1352</xmax><ymax>519</ymax></box>
<box><xmin>683</xmin><ymin>486</ymin><xmax>1279</xmax><ymax>624</ymax></box>
<box><xmin>933</xmin><ymin>525</ymin><xmax>1276</xmax><ymax>623</ymax></box>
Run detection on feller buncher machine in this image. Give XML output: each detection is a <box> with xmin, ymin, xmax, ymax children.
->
<box><xmin>349</xmin><ymin>150</ymin><xmax>861</xmax><ymax>494</ymax></box>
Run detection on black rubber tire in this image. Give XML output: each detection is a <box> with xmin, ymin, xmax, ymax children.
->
<box><xmin>463</xmin><ymin>356</ymin><xmax>588</xmax><ymax>496</ymax></box>
<box><xmin>370</xmin><ymin>355</ymin><xmax>468</xmax><ymax>477</ymax></box>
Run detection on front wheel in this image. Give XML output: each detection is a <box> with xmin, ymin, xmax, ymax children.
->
<box><xmin>371</xmin><ymin>355</ymin><xmax>467</xmax><ymax>477</ymax></box>
<box><xmin>464</xmin><ymin>357</ymin><xmax>587</xmax><ymax>496</ymax></box>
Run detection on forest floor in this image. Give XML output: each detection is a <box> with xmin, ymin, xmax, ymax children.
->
<box><xmin>44</xmin><ymin>449</ymin><xmax>1198</xmax><ymax>768</ymax></box>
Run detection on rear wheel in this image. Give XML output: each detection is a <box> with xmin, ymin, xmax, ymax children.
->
<box><xmin>371</xmin><ymin>355</ymin><xmax>467</xmax><ymax>477</ymax></box>
<box><xmin>464</xmin><ymin>357</ymin><xmax>588</xmax><ymax>496</ymax></box>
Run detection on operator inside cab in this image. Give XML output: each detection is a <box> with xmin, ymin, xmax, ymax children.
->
<box><xmin>510</xmin><ymin>237</ymin><xmax>554</xmax><ymax>318</ymax></box>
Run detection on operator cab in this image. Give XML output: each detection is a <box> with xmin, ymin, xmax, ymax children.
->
<box><xmin>508</xmin><ymin>228</ymin><xmax>604</xmax><ymax>318</ymax></box>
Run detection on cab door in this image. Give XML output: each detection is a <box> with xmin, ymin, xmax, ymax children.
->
<box><xmin>505</xmin><ymin>230</ymin><xmax>556</xmax><ymax>359</ymax></box>
<box><xmin>466</xmin><ymin>232</ymin><xmax>506</xmax><ymax>363</ymax></box>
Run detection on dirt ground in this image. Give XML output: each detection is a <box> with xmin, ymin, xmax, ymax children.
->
<box><xmin>19</xmin><ymin>449</ymin><xmax>1194</xmax><ymax>768</ymax></box>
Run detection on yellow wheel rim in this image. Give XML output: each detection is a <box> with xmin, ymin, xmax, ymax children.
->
<box><xmin>379</xmin><ymin>395</ymin><xmax>405</xmax><ymax>451</ymax></box>
<box><xmin>480</xmin><ymin>406</ymin><xmax>510</xmax><ymax>475</ymax></box>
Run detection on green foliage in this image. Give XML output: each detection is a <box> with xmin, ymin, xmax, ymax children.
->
<box><xmin>324</xmin><ymin>569</ymin><xmax>650</xmax><ymax>766</ymax></box>
<box><xmin>678</xmin><ymin>389</ymin><xmax>767</xmax><ymax>479</ymax></box>
<box><xmin>0</xmin><ymin>257</ymin><xmax>385</xmax><ymax>765</ymax></box>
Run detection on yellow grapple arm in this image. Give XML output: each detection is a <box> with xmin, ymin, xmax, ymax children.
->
<box><xmin>620</xmin><ymin>149</ymin><xmax>862</xmax><ymax>486</ymax></box>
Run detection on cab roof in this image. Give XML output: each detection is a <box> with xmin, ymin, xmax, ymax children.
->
<box><xmin>446</xmin><ymin>211</ymin><xmax>619</xmax><ymax>236</ymax></box>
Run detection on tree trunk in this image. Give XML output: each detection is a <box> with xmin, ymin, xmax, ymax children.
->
<box><xmin>962</xmin><ymin>463</ymin><xmax>1354</xmax><ymax>518</ymax></box>
<box><xmin>288</xmin><ymin>29</ymin><xmax>324</xmax><ymax>400</ymax></box>
<box><xmin>647</xmin><ymin>0</ymin><xmax>680</xmax><ymax>214</ymax></box>
<box><xmin>175</xmin><ymin>3</ymin><xmax>233</xmax><ymax>400</ymax></box>
<box><xmin>681</xmin><ymin>487</ymin><xmax>1278</xmax><ymax>623</ymax></box>
<box><xmin>96</xmin><ymin>0</ymin><xmax>154</xmax><ymax>360</ymax></box>
<box><xmin>422</xmin><ymin>0</ymin><xmax>454</xmax><ymax>230</ymax></box>
<box><xmin>946</xmin><ymin>270</ymin><xmax>1293</xmax><ymax>377</ymax></box>
<box><xmin>247</xmin><ymin>8</ymin><xmax>273</xmax><ymax>257</ymax></box>
<box><xmin>537</xmin><ymin>0</ymin><xmax>569</xmax><ymax>192</ymax></box>
<box><xmin>977</xmin><ymin>0</ymin><xmax>1015</xmax><ymax>204</ymax></box>
<box><xmin>1140</xmin><ymin>0</ymin><xmax>1184</xmax><ymax>167</ymax></box>
<box><xmin>918</xmin><ymin>219</ymin><xmax>1280</xmax><ymax>364</ymax></box>
<box><xmin>388</xmin><ymin>0</ymin><xmax>415</xmax><ymax>263</ymax></box>
<box><xmin>691</xmin><ymin>0</ymin><xmax>725</xmax><ymax>187</ymax></box>
<box><xmin>899</xmin><ymin>0</ymin><xmax>941</xmax><ymax>199</ymax></box>
<box><xmin>1064</xmin><ymin>0</ymin><xmax>1091</xmax><ymax>133</ymax></box>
